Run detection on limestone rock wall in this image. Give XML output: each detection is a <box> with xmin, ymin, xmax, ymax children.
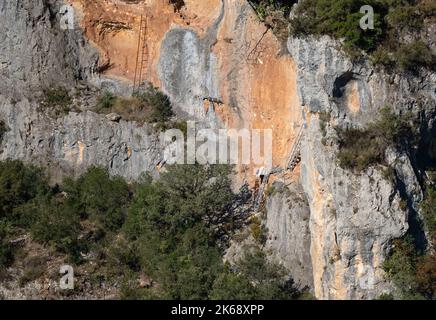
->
<box><xmin>0</xmin><ymin>0</ymin><xmax>99</xmax><ymax>99</ymax></box>
<box><xmin>0</xmin><ymin>0</ymin><xmax>435</xmax><ymax>300</ymax></box>
<box><xmin>264</xmin><ymin>181</ymin><xmax>313</xmax><ymax>289</ymax></box>
<box><xmin>0</xmin><ymin>95</ymin><xmax>162</xmax><ymax>182</ymax></box>
<box><xmin>287</xmin><ymin>36</ymin><xmax>435</xmax><ymax>299</ymax></box>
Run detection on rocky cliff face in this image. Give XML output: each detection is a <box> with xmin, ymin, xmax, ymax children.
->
<box><xmin>287</xmin><ymin>36</ymin><xmax>435</xmax><ymax>299</ymax></box>
<box><xmin>0</xmin><ymin>0</ymin><xmax>162</xmax><ymax>181</ymax></box>
<box><xmin>264</xmin><ymin>180</ymin><xmax>313</xmax><ymax>289</ymax></box>
<box><xmin>0</xmin><ymin>95</ymin><xmax>162</xmax><ymax>182</ymax></box>
<box><xmin>0</xmin><ymin>0</ymin><xmax>435</xmax><ymax>300</ymax></box>
<box><xmin>0</xmin><ymin>0</ymin><xmax>98</xmax><ymax>99</ymax></box>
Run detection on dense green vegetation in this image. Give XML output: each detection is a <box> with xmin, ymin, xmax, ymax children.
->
<box><xmin>96</xmin><ymin>85</ymin><xmax>173</xmax><ymax>125</ymax></box>
<box><xmin>336</xmin><ymin>107</ymin><xmax>415</xmax><ymax>171</ymax></box>
<box><xmin>0</xmin><ymin>163</ymin><xmax>131</xmax><ymax>265</ymax></box>
<box><xmin>382</xmin><ymin>183</ymin><xmax>436</xmax><ymax>300</ymax></box>
<box><xmin>251</xmin><ymin>0</ymin><xmax>436</xmax><ymax>71</ymax></box>
<box><xmin>134</xmin><ymin>85</ymin><xmax>174</xmax><ymax>124</ymax></box>
<box><xmin>0</xmin><ymin>160</ymin><xmax>304</xmax><ymax>299</ymax></box>
<box><xmin>290</xmin><ymin>0</ymin><xmax>386</xmax><ymax>51</ymax></box>
<box><xmin>422</xmin><ymin>187</ymin><xmax>436</xmax><ymax>245</ymax></box>
<box><xmin>383</xmin><ymin>237</ymin><xmax>436</xmax><ymax>300</ymax></box>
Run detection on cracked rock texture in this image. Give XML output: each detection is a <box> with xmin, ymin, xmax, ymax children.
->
<box><xmin>0</xmin><ymin>95</ymin><xmax>162</xmax><ymax>182</ymax></box>
<box><xmin>287</xmin><ymin>36</ymin><xmax>435</xmax><ymax>299</ymax></box>
<box><xmin>0</xmin><ymin>0</ymin><xmax>98</xmax><ymax>99</ymax></box>
<box><xmin>0</xmin><ymin>0</ymin><xmax>435</xmax><ymax>300</ymax></box>
<box><xmin>264</xmin><ymin>181</ymin><xmax>313</xmax><ymax>289</ymax></box>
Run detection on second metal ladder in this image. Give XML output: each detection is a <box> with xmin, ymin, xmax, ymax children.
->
<box><xmin>133</xmin><ymin>15</ymin><xmax>149</xmax><ymax>93</ymax></box>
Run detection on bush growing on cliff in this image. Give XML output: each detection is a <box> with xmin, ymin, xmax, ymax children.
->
<box><xmin>96</xmin><ymin>91</ymin><xmax>116</xmax><ymax>110</ymax></box>
<box><xmin>41</xmin><ymin>87</ymin><xmax>72</xmax><ymax>115</ymax></box>
<box><xmin>395</xmin><ymin>41</ymin><xmax>435</xmax><ymax>72</ymax></box>
<box><xmin>336</xmin><ymin>107</ymin><xmax>415</xmax><ymax>171</ymax></box>
<box><xmin>383</xmin><ymin>235</ymin><xmax>436</xmax><ymax>300</ymax></box>
<box><xmin>249</xmin><ymin>0</ymin><xmax>295</xmax><ymax>19</ymax></box>
<box><xmin>122</xmin><ymin>164</ymin><xmax>304</xmax><ymax>299</ymax></box>
<box><xmin>96</xmin><ymin>92</ymin><xmax>144</xmax><ymax>122</ymax></box>
<box><xmin>0</xmin><ymin>162</ymin><xmax>132</xmax><ymax>263</ymax></box>
<box><xmin>288</xmin><ymin>0</ymin><xmax>436</xmax><ymax>69</ymax></box>
<box><xmin>383</xmin><ymin>237</ymin><xmax>424</xmax><ymax>300</ymax></box>
<box><xmin>96</xmin><ymin>86</ymin><xmax>173</xmax><ymax>126</ymax></box>
<box><xmin>134</xmin><ymin>85</ymin><xmax>174</xmax><ymax>124</ymax></box>
<box><xmin>289</xmin><ymin>0</ymin><xmax>384</xmax><ymax>51</ymax></box>
<box><xmin>210</xmin><ymin>249</ymin><xmax>302</xmax><ymax>300</ymax></box>
<box><xmin>415</xmin><ymin>254</ymin><xmax>436</xmax><ymax>299</ymax></box>
<box><xmin>249</xmin><ymin>0</ymin><xmax>296</xmax><ymax>42</ymax></box>
<box><xmin>421</xmin><ymin>187</ymin><xmax>436</xmax><ymax>246</ymax></box>
<box><xmin>29</xmin><ymin>195</ymin><xmax>84</xmax><ymax>261</ymax></box>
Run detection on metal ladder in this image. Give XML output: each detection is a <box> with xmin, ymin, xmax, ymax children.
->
<box><xmin>253</xmin><ymin>125</ymin><xmax>306</xmax><ymax>211</ymax></box>
<box><xmin>133</xmin><ymin>15</ymin><xmax>149</xmax><ymax>93</ymax></box>
<box><xmin>254</xmin><ymin>176</ymin><xmax>268</xmax><ymax>209</ymax></box>
<box><xmin>286</xmin><ymin>125</ymin><xmax>305</xmax><ymax>171</ymax></box>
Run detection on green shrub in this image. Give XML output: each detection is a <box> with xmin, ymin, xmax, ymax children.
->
<box><xmin>289</xmin><ymin>0</ymin><xmax>435</xmax><ymax>70</ymax></box>
<box><xmin>106</xmin><ymin>238</ymin><xmax>141</xmax><ymax>274</ymax></box>
<box><xmin>96</xmin><ymin>92</ymin><xmax>146</xmax><ymax>123</ymax></box>
<box><xmin>0</xmin><ymin>220</ymin><xmax>14</xmax><ymax>270</ymax></box>
<box><xmin>377</xmin><ymin>293</ymin><xmax>394</xmax><ymax>300</ymax></box>
<box><xmin>383</xmin><ymin>237</ymin><xmax>425</xmax><ymax>300</ymax></box>
<box><xmin>250</xmin><ymin>216</ymin><xmax>268</xmax><ymax>245</ymax></box>
<box><xmin>421</xmin><ymin>187</ymin><xmax>436</xmax><ymax>246</ymax></box>
<box><xmin>289</xmin><ymin>0</ymin><xmax>384</xmax><ymax>52</ymax></box>
<box><xmin>29</xmin><ymin>195</ymin><xmax>84</xmax><ymax>261</ymax></box>
<box><xmin>383</xmin><ymin>233</ymin><xmax>436</xmax><ymax>300</ymax></box>
<box><xmin>0</xmin><ymin>160</ymin><xmax>49</xmax><ymax>221</ymax></box>
<box><xmin>249</xmin><ymin>1</ymin><xmax>294</xmax><ymax>42</ymax></box>
<box><xmin>249</xmin><ymin>0</ymin><xmax>294</xmax><ymax>20</ymax></box>
<box><xmin>395</xmin><ymin>41</ymin><xmax>435</xmax><ymax>72</ymax></box>
<box><xmin>230</xmin><ymin>249</ymin><xmax>302</xmax><ymax>300</ymax></box>
<box><xmin>386</xmin><ymin>0</ymin><xmax>436</xmax><ymax>31</ymax></box>
<box><xmin>119</xmin><ymin>271</ymin><xmax>149</xmax><ymax>300</ymax></box>
<box><xmin>210</xmin><ymin>268</ymin><xmax>257</xmax><ymax>300</ymax></box>
<box><xmin>135</xmin><ymin>85</ymin><xmax>173</xmax><ymax>124</ymax></box>
<box><xmin>371</xmin><ymin>45</ymin><xmax>395</xmax><ymax>68</ymax></box>
<box><xmin>41</xmin><ymin>87</ymin><xmax>72</xmax><ymax>115</ymax></box>
<box><xmin>210</xmin><ymin>249</ymin><xmax>303</xmax><ymax>300</ymax></box>
<box><xmin>416</xmin><ymin>254</ymin><xmax>436</xmax><ymax>299</ymax></box>
<box><xmin>121</xmin><ymin>165</ymin><xmax>235</xmax><ymax>299</ymax></box>
<box><xmin>68</xmin><ymin>167</ymin><xmax>131</xmax><ymax>232</ymax></box>
<box><xmin>386</xmin><ymin>4</ymin><xmax>423</xmax><ymax>30</ymax></box>
<box><xmin>336</xmin><ymin>107</ymin><xmax>415</xmax><ymax>171</ymax></box>
<box><xmin>96</xmin><ymin>92</ymin><xmax>116</xmax><ymax>111</ymax></box>
<box><xmin>97</xmin><ymin>86</ymin><xmax>173</xmax><ymax>126</ymax></box>
<box><xmin>0</xmin><ymin>160</ymin><xmax>51</xmax><ymax>269</ymax></box>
